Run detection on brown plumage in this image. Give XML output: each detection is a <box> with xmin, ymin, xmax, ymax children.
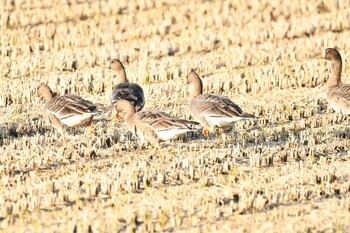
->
<box><xmin>316</xmin><ymin>48</ymin><xmax>350</xmax><ymax>114</ymax></box>
<box><xmin>187</xmin><ymin>71</ymin><xmax>254</xmax><ymax>141</ymax></box>
<box><xmin>37</xmin><ymin>84</ymin><xmax>98</xmax><ymax>140</ymax></box>
<box><xmin>115</xmin><ymin>100</ymin><xmax>199</xmax><ymax>150</ymax></box>
<box><xmin>109</xmin><ymin>59</ymin><xmax>145</xmax><ymax>115</ymax></box>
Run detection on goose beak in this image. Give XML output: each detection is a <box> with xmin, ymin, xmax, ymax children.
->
<box><xmin>32</xmin><ymin>90</ymin><xmax>39</xmax><ymax>98</ymax></box>
<box><xmin>116</xmin><ymin>113</ymin><xmax>124</xmax><ymax>122</ymax></box>
<box><xmin>315</xmin><ymin>52</ymin><xmax>325</xmax><ymax>59</ymax></box>
<box><xmin>107</xmin><ymin>60</ymin><xmax>111</xmax><ymax>69</ymax></box>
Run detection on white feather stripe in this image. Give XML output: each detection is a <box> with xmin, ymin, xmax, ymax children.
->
<box><xmin>155</xmin><ymin>128</ymin><xmax>194</xmax><ymax>141</ymax></box>
<box><xmin>329</xmin><ymin>100</ymin><xmax>350</xmax><ymax>114</ymax></box>
<box><xmin>60</xmin><ymin>113</ymin><xmax>94</xmax><ymax>127</ymax></box>
<box><xmin>206</xmin><ymin>116</ymin><xmax>245</xmax><ymax>128</ymax></box>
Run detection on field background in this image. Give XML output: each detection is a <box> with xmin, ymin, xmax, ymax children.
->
<box><xmin>1</xmin><ymin>0</ymin><xmax>350</xmax><ymax>232</ymax></box>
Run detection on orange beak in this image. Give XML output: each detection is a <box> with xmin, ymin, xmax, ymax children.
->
<box><xmin>116</xmin><ymin>113</ymin><xmax>124</xmax><ymax>122</ymax></box>
<box><xmin>315</xmin><ymin>54</ymin><xmax>325</xmax><ymax>59</ymax></box>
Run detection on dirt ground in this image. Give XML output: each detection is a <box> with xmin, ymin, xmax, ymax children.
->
<box><xmin>1</xmin><ymin>0</ymin><xmax>350</xmax><ymax>232</ymax></box>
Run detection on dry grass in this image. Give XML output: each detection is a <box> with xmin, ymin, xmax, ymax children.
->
<box><xmin>1</xmin><ymin>0</ymin><xmax>350</xmax><ymax>232</ymax></box>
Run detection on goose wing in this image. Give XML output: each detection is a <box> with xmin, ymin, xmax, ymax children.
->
<box><xmin>136</xmin><ymin>110</ymin><xmax>197</xmax><ymax>130</ymax></box>
<box><xmin>329</xmin><ymin>84</ymin><xmax>350</xmax><ymax>114</ymax></box>
<box><xmin>133</xmin><ymin>110</ymin><xmax>198</xmax><ymax>141</ymax></box>
<box><xmin>192</xmin><ymin>93</ymin><xmax>244</xmax><ymax>118</ymax></box>
<box><xmin>46</xmin><ymin>95</ymin><xmax>96</xmax><ymax>121</ymax></box>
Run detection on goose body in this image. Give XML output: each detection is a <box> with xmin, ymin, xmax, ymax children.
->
<box><xmin>115</xmin><ymin>100</ymin><xmax>199</xmax><ymax>147</ymax></box>
<box><xmin>187</xmin><ymin>71</ymin><xmax>254</xmax><ymax>137</ymax></box>
<box><xmin>111</xmin><ymin>82</ymin><xmax>145</xmax><ymax>111</ymax></box>
<box><xmin>327</xmin><ymin>84</ymin><xmax>350</xmax><ymax>114</ymax></box>
<box><xmin>37</xmin><ymin>84</ymin><xmax>97</xmax><ymax>138</ymax></box>
<box><xmin>45</xmin><ymin>95</ymin><xmax>96</xmax><ymax>127</ymax></box>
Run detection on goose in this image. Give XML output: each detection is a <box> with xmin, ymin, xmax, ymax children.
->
<box><xmin>187</xmin><ymin>71</ymin><xmax>254</xmax><ymax>144</ymax></box>
<box><xmin>37</xmin><ymin>84</ymin><xmax>98</xmax><ymax>142</ymax></box>
<box><xmin>115</xmin><ymin>100</ymin><xmax>199</xmax><ymax>154</ymax></box>
<box><xmin>316</xmin><ymin>48</ymin><xmax>350</xmax><ymax>114</ymax></box>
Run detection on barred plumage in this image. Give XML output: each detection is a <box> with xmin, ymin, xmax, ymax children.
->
<box><xmin>115</xmin><ymin>100</ymin><xmax>199</xmax><ymax>148</ymax></box>
<box><xmin>187</xmin><ymin>71</ymin><xmax>254</xmax><ymax>138</ymax></box>
<box><xmin>37</xmin><ymin>84</ymin><xmax>98</xmax><ymax>140</ymax></box>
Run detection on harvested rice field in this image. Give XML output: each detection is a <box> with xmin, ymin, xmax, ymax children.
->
<box><xmin>2</xmin><ymin>0</ymin><xmax>350</xmax><ymax>232</ymax></box>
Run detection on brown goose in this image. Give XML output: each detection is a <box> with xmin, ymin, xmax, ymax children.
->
<box><xmin>316</xmin><ymin>48</ymin><xmax>350</xmax><ymax>114</ymax></box>
<box><xmin>187</xmin><ymin>71</ymin><xmax>254</xmax><ymax>143</ymax></box>
<box><xmin>109</xmin><ymin>59</ymin><xmax>145</xmax><ymax>118</ymax></box>
<box><xmin>115</xmin><ymin>100</ymin><xmax>199</xmax><ymax>152</ymax></box>
<box><xmin>37</xmin><ymin>84</ymin><xmax>98</xmax><ymax>141</ymax></box>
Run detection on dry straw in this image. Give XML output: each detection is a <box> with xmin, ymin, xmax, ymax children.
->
<box><xmin>1</xmin><ymin>0</ymin><xmax>350</xmax><ymax>232</ymax></box>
